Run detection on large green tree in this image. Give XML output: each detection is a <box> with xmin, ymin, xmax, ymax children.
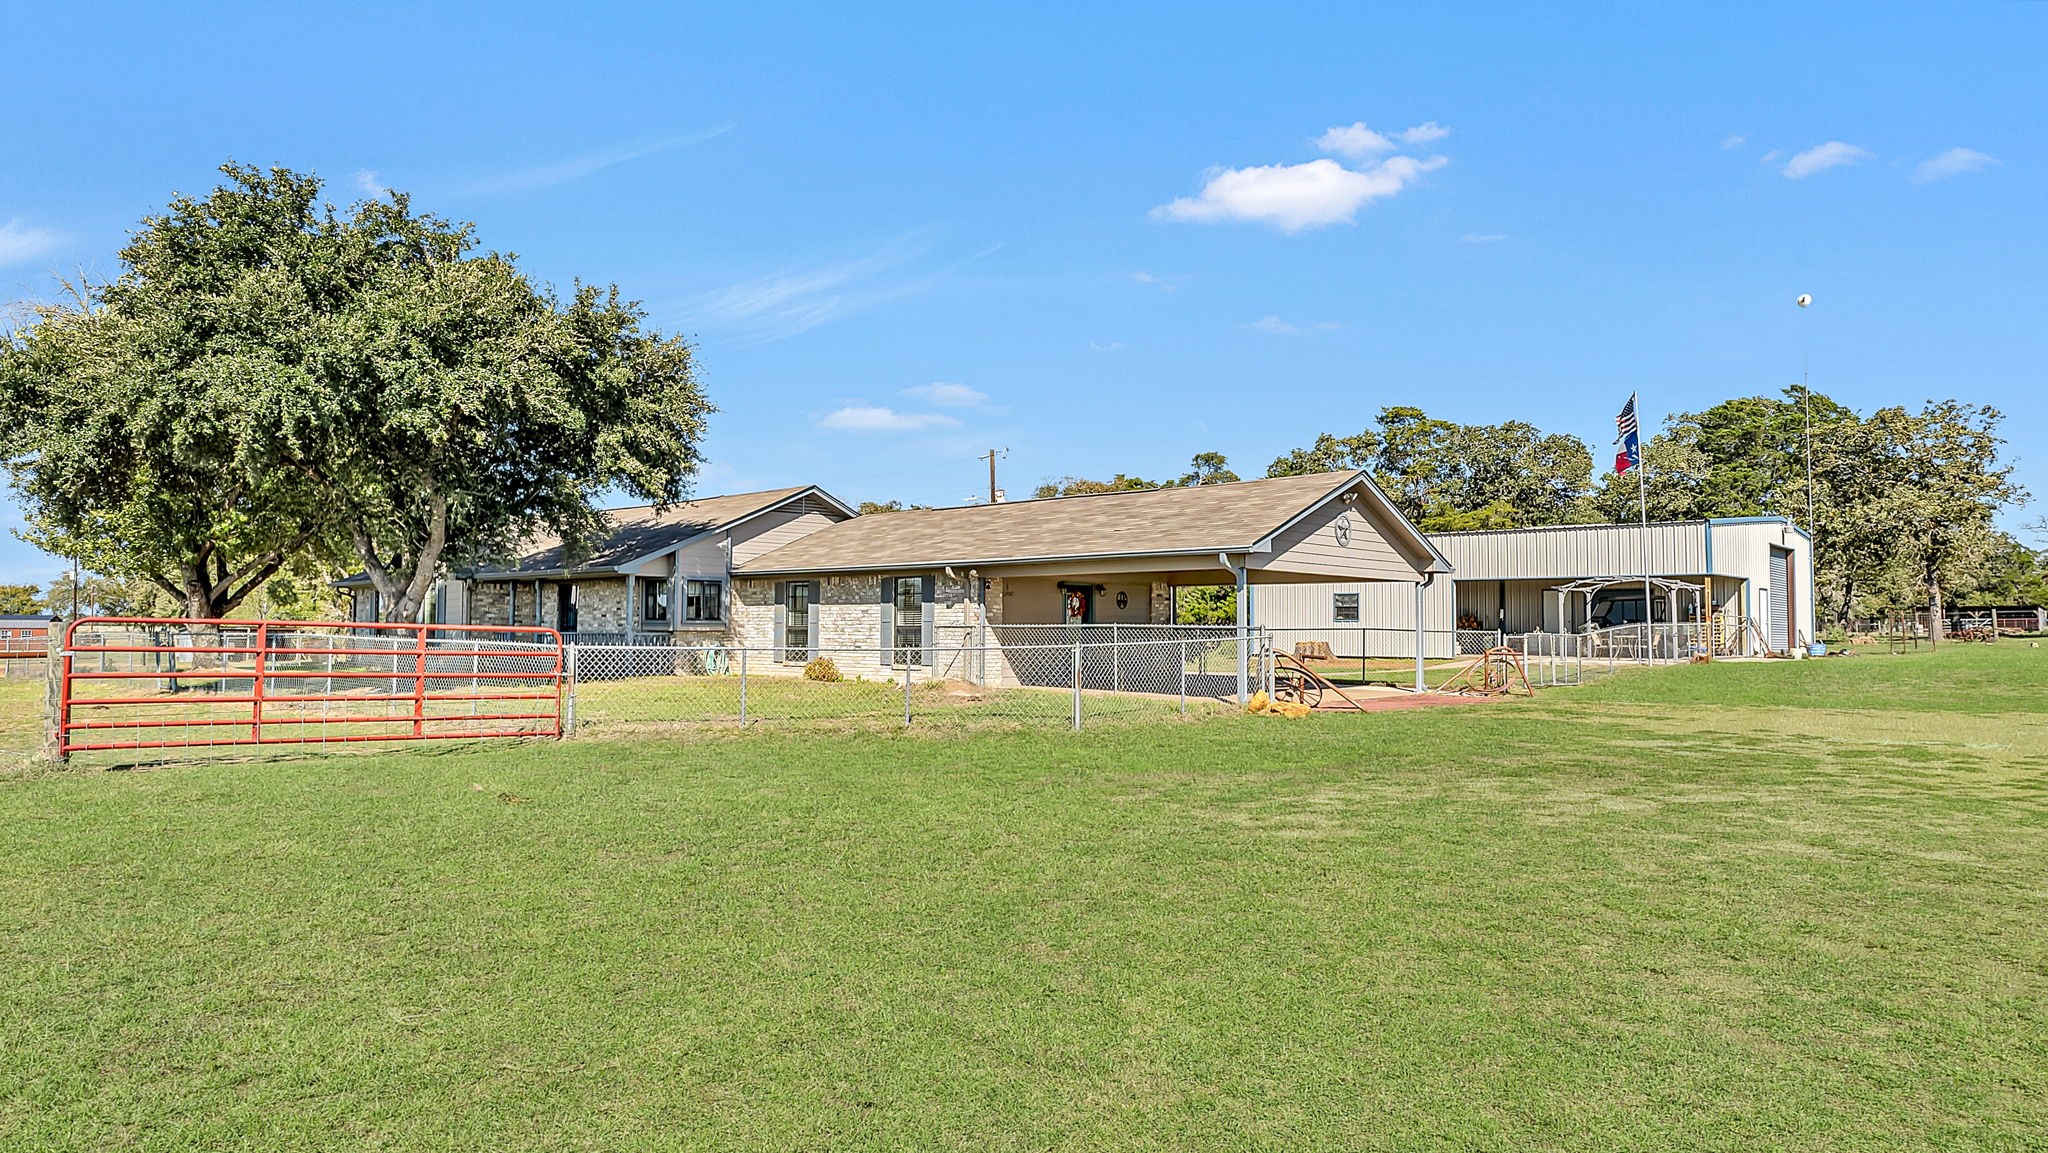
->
<box><xmin>1601</xmin><ymin>391</ymin><xmax>2023</xmax><ymax>629</ymax></box>
<box><xmin>3</xmin><ymin>164</ymin><xmax>711</xmax><ymax>622</ymax></box>
<box><xmin>0</xmin><ymin>584</ymin><xmax>44</xmax><ymax>614</ymax></box>
<box><xmin>1267</xmin><ymin>407</ymin><xmax>1596</xmax><ymax>530</ymax></box>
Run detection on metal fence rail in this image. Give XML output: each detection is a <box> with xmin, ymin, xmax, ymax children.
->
<box><xmin>54</xmin><ymin>618</ymin><xmax>564</xmax><ymax>760</ymax></box>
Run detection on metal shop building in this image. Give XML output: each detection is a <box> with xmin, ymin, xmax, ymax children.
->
<box><xmin>1255</xmin><ymin>516</ymin><xmax>1816</xmax><ymax>656</ymax></box>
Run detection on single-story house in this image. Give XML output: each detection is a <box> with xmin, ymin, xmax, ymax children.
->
<box><xmin>1</xmin><ymin>613</ymin><xmax>54</xmax><ymax>650</ymax></box>
<box><xmin>340</xmin><ymin>485</ymin><xmax>860</xmax><ymax>640</ymax></box>
<box><xmin>344</xmin><ymin>470</ymin><xmax>1452</xmax><ymax>698</ymax></box>
<box><xmin>1256</xmin><ymin>516</ymin><xmax>1817</xmax><ymax>656</ymax></box>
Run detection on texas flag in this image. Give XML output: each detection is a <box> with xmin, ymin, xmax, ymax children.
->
<box><xmin>1613</xmin><ymin>392</ymin><xmax>1641</xmax><ymax>474</ymax></box>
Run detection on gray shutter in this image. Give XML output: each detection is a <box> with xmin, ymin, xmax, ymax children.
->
<box><xmin>805</xmin><ymin>582</ymin><xmax>819</xmax><ymax>654</ymax></box>
<box><xmin>773</xmin><ymin>581</ymin><xmax>787</xmax><ymax>658</ymax></box>
<box><xmin>879</xmin><ymin>577</ymin><xmax>896</xmax><ymax>657</ymax></box>
<box><xmin>920</xmin><ymin>575</ymin><xmax>936</xmax><ymax>665</ymax></box>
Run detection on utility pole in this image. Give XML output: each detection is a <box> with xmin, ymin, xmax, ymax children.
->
<box><xmin>980</xmin><ymin>448</ymin><xmax>1008</xmax><ymax>503</ymax></box>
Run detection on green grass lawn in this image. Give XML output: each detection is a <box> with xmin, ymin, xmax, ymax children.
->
<box><xmin>3</xmin><ymin>645</ymin><xmax>2046</xmax><ymax>1150</ymax></box>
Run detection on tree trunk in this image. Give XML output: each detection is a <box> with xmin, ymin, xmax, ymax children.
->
<box><xmin>349</xmin><ymin>489</ymin><xmax>450</xmax><ymax>624</ymax></box>
<box><xmin>1928</xmin><ymin>567</ymin><xmax>1944</xmax><ymax>649</ymax></box>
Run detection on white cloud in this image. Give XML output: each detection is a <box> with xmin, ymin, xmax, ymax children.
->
<box><xmin>1130</xmin><ymin>271</ymin><xmax>1176</xmax><ymax>291</ymax></box>
<box><xmin>1459</xmin><ymin>232</ymin><xmax>1507</xmax><ymax>244</ymax></box>
<box><xmin>0</xmin><ymin>220</ymin><xmax>66</xmax><ymax>267</ymax></box>
<box><xmin>1721</xmin><ymin>134</ymin><xmax>1747</xmax><ymax>150</ymax></box>
<box><xmin>694</xmin><ymin>237</ymin><xmax>929</xmax><ymax>342</ymax></box>
<box><xmin>1314</xmin><ymin>120</ymin><xmax>1449</xmax><ymax>160</ymax></box>
<box><xmin>1089</xmin><ymin>341</ymin><xmax>1124</xmax><ymax>353</ymax></box>
<box><xmin>818</xmin><ymin>406</ymin><xmax>960</xmax><ymax>433</ymax></box>
<box><xmin>1913</xmin><ymin>147</ymin><xmax>2000</xmax><ymax>183</ymax></box>
<box><xmin>900</xmin><ymin>381</ymin><xmax>987</xmax><ymax>407</ymax></box>
<box><xmin>466</xmin><ymin>123</ymin><xmax>732</xmax><ymax>194</ymax></box>
<box><xmin>1315</xmin><ymin>123</ymin><xmax>1397</xmax><ymax>159</ymax></box>
<box><xmin>1156</xmin><ymin>154</ymin><xmax>1448</xmax><ymax>233</ymax></box>
<box><xmin>1783</xmin><ymin>141</ymin><xmax>1871</xmax><ymax>179</ymax></box>
<box><xmin>353</xmin><ymin>169</ymin><xmax>382</xmax><ymax>195</ymax></box>
<box><xmin>1758</xmin><ymin>149</ymin><xmax>1785</xmax><ymax>166</ymax></box>
<box><xmin>1247</xmin><ymin>316</ymin><xmax>1300</xmax><ymax>334</ymax></box>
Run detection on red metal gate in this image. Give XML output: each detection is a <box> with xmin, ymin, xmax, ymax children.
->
<box><xmin>56</xmin><ymin>618</ymin><xmax>564</xmax><ymax>758</ymax></box>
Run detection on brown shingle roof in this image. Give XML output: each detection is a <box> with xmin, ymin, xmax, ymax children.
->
<box><xmin>738</xmin><ymin>471</ymin><xmax>1386</xmax><ymax>574</ymax></box>
<box><xmin>465</xmin><ymin>485</ymin><xmax>818</xmax><ymax>578</ymax></box>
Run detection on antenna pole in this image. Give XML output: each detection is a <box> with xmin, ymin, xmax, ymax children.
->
<box><xmin>1802</xmin><ymin>304</ymin><xmax>1814</xmax><ymax>533</ymax></box>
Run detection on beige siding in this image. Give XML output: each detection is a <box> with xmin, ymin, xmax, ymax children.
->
<box><xmin>669</xmin><ymin>533</ymin><xmax>729</xmax><ymax>579</ymax></box>
<box><xmin>1255</xmin><ymin>500</ymin><xmax>1423</xmax><ymax>582</ymax></box>
<box><xmin>1255</xmin><ymin>579</ymin><xmax>1460</xmax><ymax>657</ymax></box>
<box><xmin>731</xmin><ymin>503</ymin><xmax>847</xmax><ymax>566</ymax></box>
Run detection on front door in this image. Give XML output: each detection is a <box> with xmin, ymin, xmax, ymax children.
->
<box><xmin>556</xmin><ymin>584</ymin><xmax>577</xmax><ymax>633</ymax></box>
<box><xmin>1061</xmin><ymin>584</ymin><xmax>1093</xmax><ymax>625</ymax></box>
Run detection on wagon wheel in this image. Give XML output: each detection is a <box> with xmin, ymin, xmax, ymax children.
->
<box><xmin>1271</xmin><ymin>669</ymin><xmax>1324</xmax><ymax>708</ymax></box>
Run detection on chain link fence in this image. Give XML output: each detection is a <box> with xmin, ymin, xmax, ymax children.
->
<box><xmin>1262</xmin><ymin>626</ymin><xmax>1501</xmax><ymax>690</ymax></box>
<box><xmin>565</xmin><ymin>632</ymin><xmax>1271</xmax><ymax>735</ymax></box>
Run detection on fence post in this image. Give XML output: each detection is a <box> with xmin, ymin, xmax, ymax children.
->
<box><xmin>1112</xmin><ymin>623</ymin><xmax>1120</xmax><ymax>692</ymax></box>
<box><xmin>1071</xmin><ymin>641</ymin><xmax>1083</xmax><ymax>731</ymax></box>
<box><xmin>564</xmin><ymin>646</ymin><xmax>578</xmax><ymax>736</ymax></box>
<box><xmin>1361</xmin><ymin>626</ymin><xmax>1369</xmax><ymax>686</ymax></box>
<box><xmin>1179</xmin><ymin>639</ymin><xmax>1187</xmax><ymax>716</ymax></box>
<box><xmin>739</xmin><ymin>645</ymin><xmax>748</xmax><ymax>728</ymax></box>
<box><xmin>903</xmin><ymin>658</ymin><xmax>913</xmax><ymax>727</ymax></box>
<box><xmin>42</xmin><ymin>632</ymin><xmax>67</xmax><ymax>763</ymax></box>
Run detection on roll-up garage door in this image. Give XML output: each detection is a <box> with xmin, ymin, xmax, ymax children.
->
<box><xmin>1767</xmin><ymin>547</ymin><xmax>1791</xmax><ymax>653</ymax></box>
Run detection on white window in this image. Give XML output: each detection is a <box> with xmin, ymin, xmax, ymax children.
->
<box><xmin>642</xmin><ymin>580</ymin><xmax>670</xmax><ymax>624</ymax></box>
<box><xmin>684</xmin><ymin>579</ymin><xmax>724</xmax><ymax>622</ymax></box>
<box><xmin>1333</xmin><ymin>592</ymin><xmax>1360</xmax><ymax>623</ymax></box>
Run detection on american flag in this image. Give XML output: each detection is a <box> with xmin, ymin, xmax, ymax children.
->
<box><xmin>1613</xmin><ymin>393</ymin><xmax>1640</xmax><ymax>474</ymax></box>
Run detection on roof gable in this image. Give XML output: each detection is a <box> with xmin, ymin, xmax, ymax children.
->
<box><xmin>738</xmin><ymin>471</ymin><xmax>1446</xmax><ymax>576</ymax></box>
<box><xmin>459</xmin><ymin>486</ymin><xmax>850</xmax><ymax>579</ymax></box>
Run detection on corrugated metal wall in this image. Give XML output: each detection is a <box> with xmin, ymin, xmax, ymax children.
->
<box><xmin>1434</xmin><ymin>521</ymin><xmax>1706</xmax><ymax>580</ymax></box>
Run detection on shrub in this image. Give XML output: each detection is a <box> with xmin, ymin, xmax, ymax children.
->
<box><xmin>802</xmin><ymin>657</ymin><xmax>843</xmax><ymax>682</ymax></box>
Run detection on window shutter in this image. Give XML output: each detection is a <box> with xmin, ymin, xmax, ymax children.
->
<box><xmin>773</xmin><ymin>581</ymin><xmax>787</xmax><ymax>656</ymax></box>
<box><xmin>920</xmin><ymin>575</ymin><xmax>936</xmax><ymax>665</ymax></box>
<box><xmin>805</xmin><ymin>582</ymin><xmax>819</xmax><ymax>653</ymax></box>
<box><xmin>879</xmin><ymin>577</ymin><xmax>896</xmax><ymax>657</ymax></box>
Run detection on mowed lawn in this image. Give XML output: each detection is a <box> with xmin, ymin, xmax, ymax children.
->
<box><xmin>2</xmin><ymin>647</ymin><xmax>2045</xmax><ymax>1150</ymax></box>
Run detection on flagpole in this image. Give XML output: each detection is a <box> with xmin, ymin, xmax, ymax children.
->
<box><xmin>1635</xmin><ymin>392</ymin><xmax>1653</xmax><ymax>665</ymax></box>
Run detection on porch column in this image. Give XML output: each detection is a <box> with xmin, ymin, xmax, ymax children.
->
<box><xmin>1231</xmin><ymin>557</ymin><xmax>1249</xmax><ymax>706</ymax></box>
<box><xmin>624</xmin><ymin>573</ymin><xmax>637</xmax><ymax>646</ymax></box>
<box><xmin>1413</xmin><ymin>577</ymin><xmax>1429</xmax><ymax>692</ymax></box>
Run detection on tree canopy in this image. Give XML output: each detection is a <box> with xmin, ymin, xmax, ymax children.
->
<box><xmin>1267</xmin><ymin>407</ymin><xmax>1596</xmax><ymax>531</ymax></box>
<box><xmin>1</xmin><ymin>164</ymin><xmax>711</xmax><ymax>622</ymax></box>
<box><xmin>1598</xmin><ymin>392</ymin><xmax>2025</xmax><ymax>627</ymax></box>
<box><xmin>0</xmin><ymin>584</ymin><xmax>45</xmax><ymax>615</ymax></box>
<box><xmin>1033</xmin><ymin>453</ymin><xmax>1239</xmax><ymax>499</ymax></box>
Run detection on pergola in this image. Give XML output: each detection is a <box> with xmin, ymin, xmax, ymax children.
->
<box><xmin>1547</xmin><ymin>576</ymin><xmax>1711</xmax><ymax>630</ymax></box>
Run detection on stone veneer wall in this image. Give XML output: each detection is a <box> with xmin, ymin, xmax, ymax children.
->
<box><xmin>732</xmin><ymin>573</ymin><xmax>979</xmax><ymax>678</ymax></box>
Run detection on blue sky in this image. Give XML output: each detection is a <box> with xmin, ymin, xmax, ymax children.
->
<box><xmin>3</xmin><ymin>2</ymin><xmax>2042</xmax><ymax>586</ymax></box>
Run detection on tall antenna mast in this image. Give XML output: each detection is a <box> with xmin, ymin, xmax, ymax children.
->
<box><xmin>1797</xmin><ymin>294</ymin><xmax>1814</xmax><ymax>531</ymax></box>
